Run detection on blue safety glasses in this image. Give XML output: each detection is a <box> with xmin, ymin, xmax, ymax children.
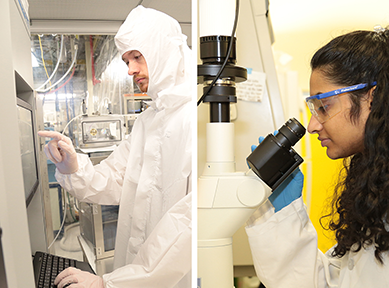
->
<box><xmin>305</xmin><ymin>82</ymin><xmax>376</xmax><ymax>123</ymax></box>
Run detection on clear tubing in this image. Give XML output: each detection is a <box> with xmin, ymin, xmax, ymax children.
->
<box><xmin>37</xmin><ymin>45</ymin><xmax>78</xmax><ymax>93</ymax></box>
<box><xmin>36</xmin><ymin>35</ymin><xmax>65</xmax><ymax>91</ymax></box>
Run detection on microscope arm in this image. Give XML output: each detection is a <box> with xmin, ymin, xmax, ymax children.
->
<box><xmin>198</xmin><ymin>157</ymin><xmax>272</xmax><ymax>288</ymax></box>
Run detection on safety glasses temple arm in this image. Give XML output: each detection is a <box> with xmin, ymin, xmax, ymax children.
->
<box><xmin>305</xmin><ymin>82</ymin><xmax>377</xmax><ymax>102</ymax></box>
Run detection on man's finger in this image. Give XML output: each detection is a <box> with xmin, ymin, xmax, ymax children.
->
<box><xmin>47</xmin><ymin>141</ymin><xmax>63</xmax><ymax>162</ymax></box>
<box><xmin>38</xmin><ymin>130</ymin><xmax>65</xmax><ymax>141</ymax></box>
<box><xmin>43</xmin><ymin>144</ymin><xmax>59</xmax><ymax>163</ymax></box>
<box><xmin>57</xmin><ymin>275</ymin><xmax>78</xmax><ymax>288</ymax></box>
<box><xmin>54</xmin><ymin>267</ymin><xmax>78</xmax><ymax>286</ymax></box>
<box><xmin>58</xmin><ymin>140</ymin><xmax>76</xmax><ymax>155</ymax></box>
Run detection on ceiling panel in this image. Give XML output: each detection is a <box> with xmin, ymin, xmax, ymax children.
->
<box><xmin>28</xmin><ymin>0</ymin><xmax>191</xmax><ymax>23</ymax></box>
<box><xmin>28</xmin><ymin>0</ymin><xmax>191</xmax><ymax>42</ymax></box>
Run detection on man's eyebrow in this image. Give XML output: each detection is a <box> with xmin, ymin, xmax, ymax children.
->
<box><xmin>122</xmin><ymin>52</ymin><xmax>131</xmax><ymax>62</ymax></box>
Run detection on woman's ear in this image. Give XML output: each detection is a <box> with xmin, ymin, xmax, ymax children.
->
<box><xmin>367</xmin><ymin>86</ymin><xmax>375</xmax><ymax>110</ymax></box>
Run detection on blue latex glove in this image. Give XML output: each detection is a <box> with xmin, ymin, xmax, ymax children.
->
<box><xmin>250</xmin><ymin>131</ymin><xmax>277</xmax><ymax>153</ymax></box>
<box><xmin>269</xmin><ymin>168</ymin><xmax>304</xmax><ymax>212</ymax></box>
<box><xmin>251</xmin><ymin>136</ymin><xmax>265</xmax><ymax>153</ymax></box>
<box><xmin>250</xmin><ymin>134</ymin><xmax>304</xmax><ymax>212</ymax></box>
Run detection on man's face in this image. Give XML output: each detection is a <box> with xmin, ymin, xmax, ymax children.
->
<box><xmin>122</xmin><ymin>50</ymin><xmax>149</xmax><ymax>93</ymax></box>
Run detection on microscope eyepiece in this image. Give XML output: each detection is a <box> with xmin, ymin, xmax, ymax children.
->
<box><xmin>246</xmin><ymin>118</ymin><xmax>306</xmax><ymax>190</ymax></box>
<box><xmin>275</xmin><ymin>118</ymin><xmax>306</xmax><ymax>148</ymax></box>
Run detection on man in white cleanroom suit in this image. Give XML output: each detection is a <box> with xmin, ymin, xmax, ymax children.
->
<box><xmin>38</xmin><ymin>5</ymin><xmax>192</xmax><ymax>288</ymax></box>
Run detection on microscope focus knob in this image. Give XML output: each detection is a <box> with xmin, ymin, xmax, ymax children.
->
<box><xmin>237</xmin><ymin>178</ymin><xmax>270</xmax><ymax>207</ymax></box>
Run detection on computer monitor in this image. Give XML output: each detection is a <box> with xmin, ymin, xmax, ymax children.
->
<box><xmin>16</xmin><ymin>97</ymin><xmax>39</xmax><ymax>207</ymax></box>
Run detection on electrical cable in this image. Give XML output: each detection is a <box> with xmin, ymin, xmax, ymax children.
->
<box><xmin>48</xmin><ymin>189</ymin><xmax>68</xmax><ymax>250</ymax></box>
<box><xmin>38</xmin><ymin>35</ymin><xmax>52</xmax><ymax>88</ymax></box>
<box><xmin>197</xmin><ymin>0</ymin><xmax>240</xmax><ymax>106</ymax></box>
<box><xmin>90</xmin><ymin>35</ymin><xmax>101</xmax><ymax>86</ymax></box>
<box><xmin>47</xmin><ymin>115</ymin><xmax>81</xmax><ymax>250</ymax></box>
<box><xmin>37</xmin><ymin>45</ymin><xmax>78</xmax><ymax>93</ymax></box>
<box><xmin>67</xmin><ymin>191</ymin><xmax>77</xmax><ymax>222</ymax></box>
<box><xmin>45</xmin><ymin>66</ymin><xmax>76</xmax><ymax>95</ymax></box>
<box><xmin>74</xmin><ymin>198</ymin><xmax>83</xmax><ymax>214</ymax></box>
<box><xmin>61</xmin><ymin>114</ymin><xmax>82</xmax><ymax>136</ymax></box>
<box><xmin>98</xmin><ymin>97</ymin><xmax>112</xmax><ymax>114</ymax></box>
<box><xmin>36</xmin><ymin>35</ymin><xmax>65</xmax><ymax>91</ymax></box>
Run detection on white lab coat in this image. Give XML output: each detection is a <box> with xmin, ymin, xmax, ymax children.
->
<box><xmin>245</xmin><ymin>197</ymin><xmax>389</xmax><ymax>288</ymax></box>
<box><xmin>55</xmin><ymin>6</ymin><xmax>192</xmax><ymax>288</ymax></box>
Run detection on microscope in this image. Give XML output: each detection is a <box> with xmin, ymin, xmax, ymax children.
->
<box><xmin>197</xmin><ymin>0</ymin><xmax>306</xmax><ymax>287</ymax></box>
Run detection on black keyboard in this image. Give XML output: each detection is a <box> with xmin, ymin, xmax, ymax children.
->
<box><xmin>33</xmin><ymin>251</ymin><xmax>94</xmax><ymax>288</ymax></box>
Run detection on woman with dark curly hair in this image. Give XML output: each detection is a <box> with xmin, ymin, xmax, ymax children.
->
<box><xmin>245</xmin><ymin>27</ymin><xmax>389</xmax><ymax>288</ymax></box>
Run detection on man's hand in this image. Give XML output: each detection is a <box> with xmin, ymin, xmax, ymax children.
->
<box><xmin>38</xmin><ymin>131</ymin><xmax>78</xmax><ymax>174</ymax></box>
<box><xmin>54</xmin><ymin>267</ymin><xmax>104</xmax><ymax>288</ymax></box>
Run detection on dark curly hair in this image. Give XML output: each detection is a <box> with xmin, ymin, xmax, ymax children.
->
<box><xmin>311</xmin><ymin>28</ymin><xmax>389</xmax><ymax>263</ymax></box>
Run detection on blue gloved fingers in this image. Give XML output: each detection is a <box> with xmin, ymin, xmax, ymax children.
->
<box><xmin>268</xmin><ymin>168</ymin><xmax>304</xmax><ymax>212</ymax></box>
<box><xmin>248</xmin><ymin>129</ymin><xmax>302</xmax><ymax>212</ymax></box>
<box><xmin>251</xmin><ymin>136</ymin><xmax>265</xmax><ymax>152</ymax></box>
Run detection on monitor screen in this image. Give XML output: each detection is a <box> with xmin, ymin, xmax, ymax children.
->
<box><xmin>16</xmin><ymin>98</ymin><xmax>39</xmax><ymax>207</ymax></box>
